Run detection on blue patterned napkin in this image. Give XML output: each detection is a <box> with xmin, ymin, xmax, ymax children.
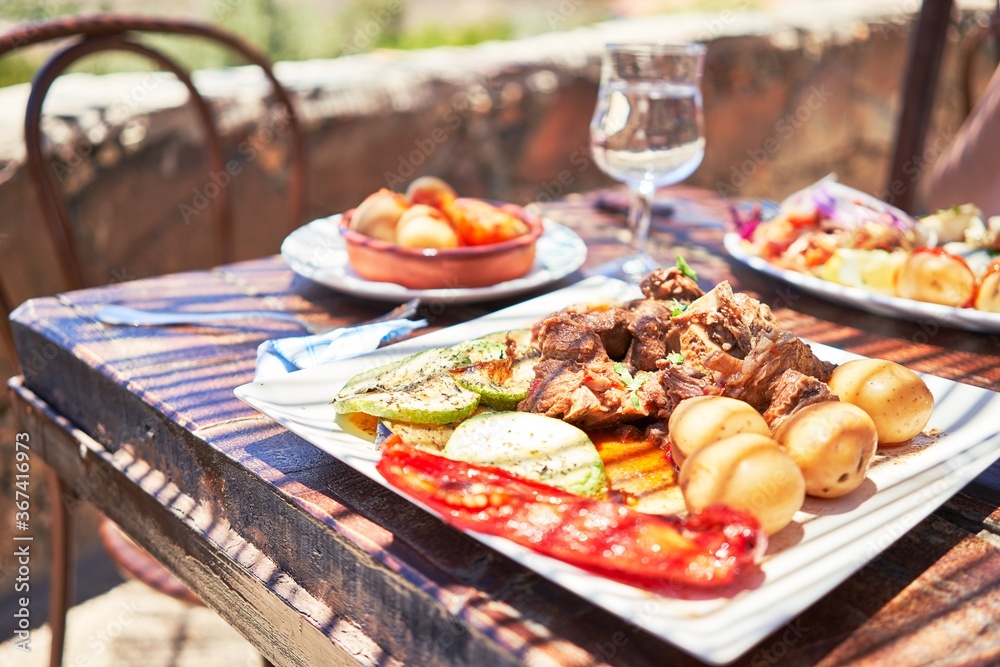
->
<box><xmin>255</xmin><ymin>318</ymin><xmax>428</xmax><ymax>380</ymax></box>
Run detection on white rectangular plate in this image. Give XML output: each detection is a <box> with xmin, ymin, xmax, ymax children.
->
<box><xmin>235</xmin><ymin>277</ymin><xmax>1000</xmax><ymax>665</ymax></box>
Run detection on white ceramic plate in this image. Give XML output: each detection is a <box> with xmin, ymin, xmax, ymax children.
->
<box><xmin>235</xmin><ymin>277</ymin><xmax>1000</xmax><ymax>665</ymax></box>
<box><xmin>281</xmin><ymin>214</ymin><xmax>588</xmax><ymax>304</ymax></box>
<box><xmin>724</xmin><ymin>232</ymin><xmax>1000</xmax><ymax>334</ymax></box>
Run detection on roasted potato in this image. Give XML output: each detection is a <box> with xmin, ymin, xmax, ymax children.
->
<box><xmin>395</xmin><ymin>204</ymin><xmax>460</xmax><ymax>249</ymax></box>
<box><xmin>406</xmin><ymin>176</ymin><xmax>456</xmax><ymax>209</ymax></box>
<box><xmin>679</xmin><ymin>433</ymin><xmax>806</xmax><ymax>535</ymax></box>
<box><xmin>827</xmin><ymin>359</ymin><xmax>934</xmax><ymax>446</ymax></box>
<box><xmin>773</xmin><ymin>402</ymin><xmax>877</xmax><ymax>498</ymax></box>
<box><xmin>667</xmin><ymin>395</ymin><xmax>771</xmax><ymax>465</ymax></box>
<box><xmin>349</xmin><ymin>188</ymin><xmax>408</xmax><ymax>242</ymax></box>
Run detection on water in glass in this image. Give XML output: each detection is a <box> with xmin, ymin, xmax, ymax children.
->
<box><xmin>592</xmin><ymin>81</ymin><xmax>705</xmax><ymax>188</ymax></box>
<box><xmin>589</xmin><ymin>43</ymin><xmax>706</xmax><ymax>282</ymax></box>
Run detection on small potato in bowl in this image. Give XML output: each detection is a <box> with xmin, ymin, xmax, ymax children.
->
<box><xmin>395</xmin><ymin>205</ymin><xmax>460</xmax><ymax>249</ymax></box>
<box><xmin>406</xmin><ymin>176</ymin><xmax>456</xmax><ymax>209</ymax></box>
<box><xmin>349</xmin><ymin>189</ymin><xmax>408</xmax><ymax>243</ymax></box>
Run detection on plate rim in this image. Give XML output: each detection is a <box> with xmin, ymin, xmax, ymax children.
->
<box><xmin>281</xmin><ymin>213</ymin><xmax>588</xmax><ymax>304</ymax></box>
<box><xmin>723</xmin><ymin>232</ymin><xmax>1000</xmax><ymax>333</ymax></box>
<box><xmin>234</xmin><ymin>275</ymin><xmax>1000</xmax><ymax>664</ymax></box>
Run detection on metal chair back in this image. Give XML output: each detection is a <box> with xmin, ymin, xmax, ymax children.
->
<box><xmin>0</xmin><ymin>14</ymin><xmax>308</xmax><ymax>370</ymax></box>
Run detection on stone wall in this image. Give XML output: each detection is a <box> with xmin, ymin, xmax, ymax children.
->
<box><xmin>0</xmin><ymin>2</ymin><xmax>996</xmax><ymax>594</ymax></box>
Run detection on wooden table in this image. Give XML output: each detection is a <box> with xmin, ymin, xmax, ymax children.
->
<box><xmin>9</xmin><ymin>188</ymin><xmax>1000</xmax><ymax>666</ymax></box>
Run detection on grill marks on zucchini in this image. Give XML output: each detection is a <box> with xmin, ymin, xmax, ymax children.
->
<box><xmin>335</xmin><ymin>375</ymin><xmax>480</xmax><ymax>424</ymax></box>
<box><xmin>452</xmin><ymin>353</ymin><xmax>539</xmax><ymax>410</ymax></box>
<box><xmin>333</xmin><ymin>330</ymin><xmax>537</xmax><ymax>426</ymax></box>
<box><xmin>337</xmin><ymin>346</ymin><xmax>473</xmax><ymax>399</ymax></box>
<box><xmin>452</xmin><ymin>332</ymin><xmax>538</xmax><ymax>409</ymax></box>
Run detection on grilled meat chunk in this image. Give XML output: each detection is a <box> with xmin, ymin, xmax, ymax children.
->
<box><xmin>535</xmin><ymin>307</ymin><xmax>633</xmax><ymax>362</ymax></box>
<box><xmin>518</xmin><ymin>354</ymin><xmax>665</xmax><ymax>429</ymax></box>
<box><xmin>522</xmin><ymin>273</ymin><xmax>831</xmax><ymax>428</ymax></box>
<box><xmin>652</xmin><ymin>363</ymin><xmax>720</xmax><ymax>420</ymax></box>
<box><xmin>624</xmin><ymin>299</ymin><xmax>679</xmax><ymax>372</ymax></box>
<box><xmin>708</xmin><ymin>329</ymin><xmax>836</xmax><ymax>412</ymax></box>
<box><xmin>667</xmin><ymin>281</ymin><xmax>776</xmax><ymax>376</ymax></box>
<box><xmin>535</xmin><ymin>317</ymin><xmax>604</xmax><ymax>363</ymax></box>
<box><xmin>518</xmin><ymin>359</ymin><xmax>595</xmax><ymax>424</ymax></box>
<box><xmin>761</xmin><ymin>369</ymin><xmax>839</xmax><ymax>428</ymax></box>
<box><xmin>640</xmin><ymin>267</ymin><xmax>705</xmax><ymax>302</ymax></box>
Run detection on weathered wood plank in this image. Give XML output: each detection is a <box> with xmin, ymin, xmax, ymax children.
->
<box><xmin>10</xmin><ymin>379</ymin><xmax>528</xmax><ymax>667</ymax></box>
<box><xmin>11</xmin><ymin>379</ymin><xmax>376</xmax><ymax>667</ymax></box>
<box><xmin>813</xmin><ymin>514</ymin><xmax>1000</xmax><ymax>666</ymax></box>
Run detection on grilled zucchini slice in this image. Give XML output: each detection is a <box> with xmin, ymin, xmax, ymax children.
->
<box><xmin>443</xmin><ymin>412</ymin><xmax>607</xmax><ymax>497</ymax></box>
<box><xmin>334</xmin><ymin>375</ymin><xmax>480</xmax><ymax>424</ymax></box>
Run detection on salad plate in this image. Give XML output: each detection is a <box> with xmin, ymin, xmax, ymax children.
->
<box><xmin>725</xmin><ymin>232</ymin><xmax>1000</xmax><ymax>334</ymax></box>
<box><xmin>235</xmin><ymin>276</ymin><xmax>1000</xmax><ymax>665</ymax></box>
<box><xmin>281</xmin><ymin>214</ymin><xmax>587</xmax><ymax>304</ymax></box>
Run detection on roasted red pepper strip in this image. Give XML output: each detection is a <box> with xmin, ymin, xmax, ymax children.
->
<box><xmin>376</xmin><ymin>437</ymin><xmax>765</xmax><ymax>588</ymax></box>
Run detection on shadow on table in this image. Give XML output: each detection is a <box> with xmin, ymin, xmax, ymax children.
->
<box><xmin>741</xmin><ymin>510</ymin><xmax>993</xmax><ymax>666</ymax></box>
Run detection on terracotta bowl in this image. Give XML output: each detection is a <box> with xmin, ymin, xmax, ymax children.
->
<box><xmin>339</xmin><ymin>203</ymin><xmax>543</xmax><ymax>290</ymax></box>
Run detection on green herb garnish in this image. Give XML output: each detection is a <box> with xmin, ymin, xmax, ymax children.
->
<box><xmin>676</xmin><ymin>256</ymin><xmax>698</xmax><ymax>281</ymax></box>
<box><xmin>614</xmin><ymin>362</ymin><xmax>633</xmax><ymax>384</ymax></box>
<box><xmin>615</xmin><ymin>363</ymin><xmax>645</xmax><ymax>405</ymax></box>
<box><xmin>667</xmin><ymin>352</ymin><xmax>685</xmax><ymax>365</ymax></box>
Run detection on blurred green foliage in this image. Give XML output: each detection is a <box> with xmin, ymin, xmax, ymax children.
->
<box><xmin>380</xmin><ymin>19</ymin><xmax>513</xmax><ymax>49</ymax></box>
<box><xmin>0</xmin><ymin>0</ymin><xmax>83</xmax><ymax>22</ymax></box>
<box><xmin>0</xmin><ymin>55</ymin><xmax>34</xmax><ymax>88</ymax></box>
<box><xmin>0</xmin><ymin>0</ymin><xmax>614</xmax><ymax>86</ymax></box>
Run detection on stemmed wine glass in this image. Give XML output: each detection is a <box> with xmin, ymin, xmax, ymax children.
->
<box><xmin>590</xmin><ymin>43</ymin><xmax>706</xmax><ymax>281</ymax></box>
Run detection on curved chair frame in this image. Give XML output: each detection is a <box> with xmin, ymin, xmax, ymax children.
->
<box><xmin>0</xmin><ymin>14</ymin><xmax>307</xmax><ymax>291</ymax></box>
<box><xmin>0</xmin><ymin>16</ymin><xmax>305</xmax><ymax>667</ymax></box>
